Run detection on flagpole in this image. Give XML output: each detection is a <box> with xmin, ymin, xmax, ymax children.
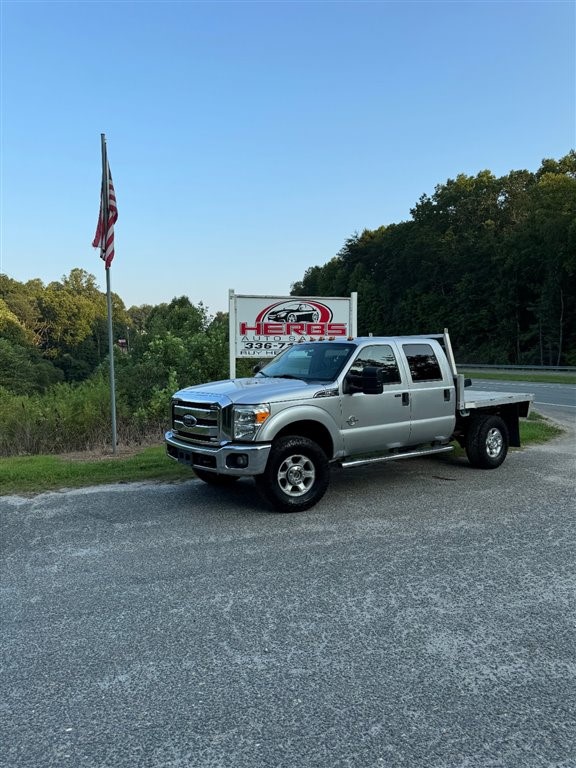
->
<box><xmin>100</xmin><ymin>133</ymin><xmax>118</xmax><ymax>455</ymax></box>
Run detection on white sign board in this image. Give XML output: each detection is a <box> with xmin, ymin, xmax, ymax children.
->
<box><xmin>228</xmin><ymin>291</ymin><xmax>357</xmax><ymax>378</ymax></box>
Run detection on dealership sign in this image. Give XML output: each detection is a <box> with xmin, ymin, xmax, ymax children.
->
<box><xmin>228</xmin><ymin>291</ymin><xmax>357</xmax><ymax>377</ymax></box>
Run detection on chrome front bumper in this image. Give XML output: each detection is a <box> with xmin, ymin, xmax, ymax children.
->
<box><xmin>165</xmin><ymin>431</ymin><xmax>271</xmax><ymax>476</ymax></box>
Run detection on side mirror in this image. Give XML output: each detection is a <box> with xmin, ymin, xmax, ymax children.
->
<box><xmin>361</xmin><ymin>365</ymin><xmax>384</xmax><ymax>395</ymax></box>
<box><xmin>344</xmin><ymin>366</ymin><xmax>384</xmax><ymax>395</ymax></box>
<box><xmin>253</xmin><ymin>363</ymin><xmax>263</xmax><ymax>374</ymax></box>
<box><xmin>464</xmin><ymin>378</ymin><xmax>472</xmax><ymax>387</ymax></box>
<box><xmin>343</xmin><ymin>375</ymin><xmax>361</xmax><ymax>394</ymax></box>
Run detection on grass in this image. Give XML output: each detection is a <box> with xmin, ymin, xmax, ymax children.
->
<box><xmin>0</xmin><ymin>412</ymin><xmax>565</xmax><ymax>497</ymax></box>
<box><xmin>520</xmin><ymin>411</ymin><xmax>565</xmax><ymax>444</ymax></box>
<box><xmin>0</xmin><ymin>445</ymin><xmax>192</xmax><ymax>496</ymax></box>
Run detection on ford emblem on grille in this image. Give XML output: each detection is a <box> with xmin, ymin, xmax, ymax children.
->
<box><xmin>182</xmin><ymin>414</ymin><xmax>197</xmax><ymax>427</ymax></box>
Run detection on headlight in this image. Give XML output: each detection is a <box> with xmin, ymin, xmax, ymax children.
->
<box><xmin>233</xmin><ymin>404</ymin><xmax>271</xmax><ymax>440</ymax></box>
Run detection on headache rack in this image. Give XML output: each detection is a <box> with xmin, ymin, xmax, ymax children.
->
<box><xmin>412</xmin><ymin>328</ymin><xmax>468</xmax><ymax>410</ymax></box>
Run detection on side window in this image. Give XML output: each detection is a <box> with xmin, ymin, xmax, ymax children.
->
<box><xmin>348</xmin><ymin>345</ymin><xmax>402</xmax><ymax>385</ymax></box>
<box><xmin>403</xmin><ymin>344</ymin><xmax>442</xmax><ymax>382</ymax></box>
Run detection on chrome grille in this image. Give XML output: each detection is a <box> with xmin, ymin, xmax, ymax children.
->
<box><xmin>173</xmin><ymin>401</ymin><xmax>220</xmax><ymax>443</ymax></box>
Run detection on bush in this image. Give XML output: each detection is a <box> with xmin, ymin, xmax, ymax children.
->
<box><xmin>0</xmin><ymin>298</ymin><xmax>237</xmax><ymax>455</ymax></box>
<box><xmin>0</xmin><ymin>374</ymin><xmax>162</xmax><ymax>456</ymax></box>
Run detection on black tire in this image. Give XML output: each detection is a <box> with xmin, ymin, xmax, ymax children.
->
<box><xmin>287</xmin><ymin>313</ymin><xmax>297</xmax><ymax>322</ymax></box>
<box><xmin>255</xmin><ymin>436</ymin><xmax>330</xmax><ymax>512</ymax></box>
<box><xmin>465</xmin><ymin>415</ymin><xmax>509</xmax><ymax>469</ymax></box>
<box><xmin>194</xmin><ymin>468</ymin><xmax>239</xmax><ymax>486</ymax></box>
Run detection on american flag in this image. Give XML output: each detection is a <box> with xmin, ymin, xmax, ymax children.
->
<box><xmin>92</xmin><ymin>160</ymin><xmax>118</xmax><ymax>269</ymax></box>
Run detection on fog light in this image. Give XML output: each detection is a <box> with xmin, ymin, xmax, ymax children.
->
<box><xmin>228</xmin><ymin>454</ymin><xmax>248</xmax><ymax>468</ymax></box>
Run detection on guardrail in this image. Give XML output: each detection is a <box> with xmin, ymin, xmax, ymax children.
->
<box><xmin>461</xmin><ymin>364</ymin><xmax>575</xmax><ymax>372</ymax></box>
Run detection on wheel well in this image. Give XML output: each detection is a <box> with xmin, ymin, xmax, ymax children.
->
<box><xmin>273</xmin><ymin>421</ymin><xmax>334</xmax><ymax>459</ymax></box>
<box><xmin>456</xmin><ymin>405</ymin><xmax>521</xmax><ymax>448</ymax></box>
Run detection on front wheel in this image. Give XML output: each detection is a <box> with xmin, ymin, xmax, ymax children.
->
<box><xmin>255</xmin><ymin>436</ymin><xmax>330</xmax><ymax>512</ymax></box>
<box><xmin>194</xmin><ymin>468</ymin><xmax>239</xmax><ymax>486</ymax></box>
<box><xmin>466</xmin><ymin>415</ymin><xmax>509</xmax><ymax>469</ymax></box>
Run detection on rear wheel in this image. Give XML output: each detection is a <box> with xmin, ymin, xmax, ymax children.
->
<box><xmin>255</xmin><ymin>436</ymin><xmax>330</xmax><ymax>512</ymax></box>
<box><xmin>466</xmin><ymin>415</ymin><xmax>509</xmax><ymax>469</ymax></box>
<box><xmin>194</xmin><ymin>468</ymin><xmax>239</xmax><ymax>486</ymax></box>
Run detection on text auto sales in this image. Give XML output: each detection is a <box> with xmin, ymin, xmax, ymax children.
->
<box><xmin>239</xmin><ymin>321</ymin><xmax>348</xmax><ymax>355</ymax></box>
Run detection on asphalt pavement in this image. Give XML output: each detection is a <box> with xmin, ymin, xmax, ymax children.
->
<box><xmin>1</xmin><ymin>416</ymin><xmax>575</xmax><ymax>768</ymax></box>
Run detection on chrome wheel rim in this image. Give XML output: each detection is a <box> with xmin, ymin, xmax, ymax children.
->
<box><xmin>277</xmin><ymin>454</ymin><xmax>315</xmax><ymax>497</ymax></box>
<box><xmin>486</xmin><ymin>428</ymin><xmax>503</xmax><ymax>458</ymax></box>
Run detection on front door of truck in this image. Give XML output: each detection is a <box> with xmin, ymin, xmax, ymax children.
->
<box><xmin>339</xmin><ymin>343</ymin><xmax>411</xmax><ymax>454</ymax></box>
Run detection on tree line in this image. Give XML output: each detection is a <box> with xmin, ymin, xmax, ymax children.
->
<box><xmin>0</xmin><ymin>152</ymin><xmax>574</xmax><ymax>455</ymax></box>
<box><xmin>0</xmin><ymin>271</ymin><xmax>230</xmax><ymax>454</ymax></box>
<box><xmin>292</xmin><ymin>152</ymin><xmax>576</xmax><ymax>366</ymax></box>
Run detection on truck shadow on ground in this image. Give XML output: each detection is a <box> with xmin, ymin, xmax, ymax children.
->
<box><xmin>179</xmin><ymin>476</ymin><xmax>274</xmax><ymax>516</ymax></box>
<box><xmin>178</xmin><ymin>453</ymin><xmax>476</xmax><ymax>519</ymax></box>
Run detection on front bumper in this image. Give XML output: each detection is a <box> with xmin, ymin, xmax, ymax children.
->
<box><xmin>165</xmin><ymin>431</ymin><xmax>271</xmax><ymax>476</ymax></box>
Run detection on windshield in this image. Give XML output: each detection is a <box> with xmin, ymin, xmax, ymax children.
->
<box><xmin>256</xmin><ymin>343</ymin><xmax>356</xmax><ymax>382</ymax></box>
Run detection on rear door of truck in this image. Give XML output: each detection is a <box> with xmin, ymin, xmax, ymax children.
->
<box><xmin>399</xmin><ymin>341</ymin><xmax>456</xmax><ymax>443</ymax></box>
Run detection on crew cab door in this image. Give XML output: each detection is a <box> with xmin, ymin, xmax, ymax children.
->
<box><xmin>339</xmin><ymin>343</ymin><xmax>411</xmax><ymax>454</ymax></box>
<box><xmin>401</xmin><ymin>342</ymin><xmax>456</xmax><ymax>442</ymax></box>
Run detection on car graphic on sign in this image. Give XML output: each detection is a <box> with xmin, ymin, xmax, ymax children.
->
<box><xmin>265</xmin><ymin>303</ymin><xmax>320</xmax><ymax>323</ymax></box>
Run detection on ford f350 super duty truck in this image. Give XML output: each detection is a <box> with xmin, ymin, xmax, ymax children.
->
<box><xmin>165</xmin><ymin>331</ymin><xmax>534</xmax><ymax>512</ymax></box>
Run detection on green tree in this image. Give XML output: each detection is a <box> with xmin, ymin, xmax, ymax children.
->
<box><xmin>0</xmin><ymin>298</ymin><xmax>33</xmax><ymax>346</ymax></box>
<box><xmin>0</xmin><ymin>274</ymin><xmax>43</xmax><ymax>345</ymax></box>
<box><xmin>0</xmin><ymin>338</ymin><xmax>63</xmax><ymax>394</ymax></box>
<box><xmin>291</xmin><ymin>152</ymin><xmax>575</xmax><ymax>364</ymax></box>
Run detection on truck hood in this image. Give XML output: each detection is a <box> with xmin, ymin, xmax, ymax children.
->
<box><xmin>173</xmin><ymin>376</ymin><xmax>331</xmax><ymax>405</ymax></box>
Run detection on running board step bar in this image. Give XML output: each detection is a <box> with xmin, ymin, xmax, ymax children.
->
<box><xmin>340</xmin><ymin>445</ymin><xmax>454</xmax><ymax>469</ymax></box>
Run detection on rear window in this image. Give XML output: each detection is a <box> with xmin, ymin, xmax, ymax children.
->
<box><xmin>403</xmin><ymin>344</ymin><xmax>442</xmax><ymax>382</ymax></box>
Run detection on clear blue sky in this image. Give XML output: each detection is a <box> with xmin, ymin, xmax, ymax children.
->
<box><xmin>1</xmin><ymin>0</ymin><xmax>574</xmax><ymax>315</ymax></box>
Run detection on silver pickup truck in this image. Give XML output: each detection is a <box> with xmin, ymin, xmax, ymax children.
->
<box><xmin>165</xmin><ymin>331</ymin><xmax>534</xmax><ymax>512</ymax></box>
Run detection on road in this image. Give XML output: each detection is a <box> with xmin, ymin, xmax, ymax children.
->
<box><xmin>468</xmin><ymin>378</ymin><xmax>576</xmax><ymax>427</ymax></box>
<box><xmin>1</xmin><ymin>415</ymin><xmax>575</xmax><ymax>767</ymax></box>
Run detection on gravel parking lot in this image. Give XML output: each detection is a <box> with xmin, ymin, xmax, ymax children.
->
<box><xmin>1</xmin><ymin>424</ymin><xmax>575</xmax><ymax>768</ymax></box>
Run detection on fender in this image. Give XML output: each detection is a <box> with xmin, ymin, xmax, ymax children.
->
<box><xmin>258</xmin><ymin>403</ymin><xmax>345</xmax><ymax>457</ymax></box>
